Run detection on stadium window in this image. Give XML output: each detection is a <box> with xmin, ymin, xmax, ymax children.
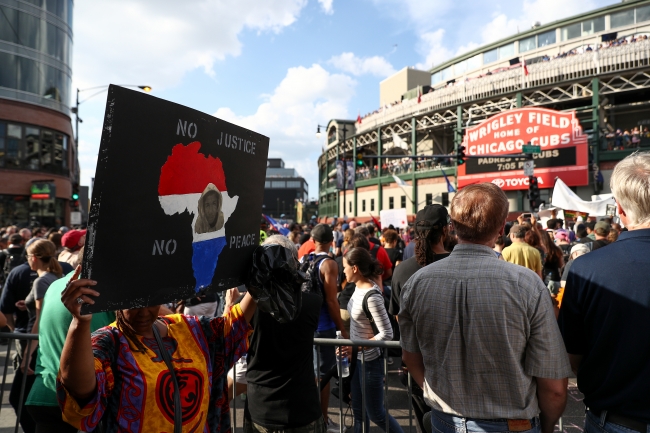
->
<box><xmin>349</xmin><ymin>202</ymin><xmax>352</xmax><ymax>213</ymax></box>
<box><xmin>519</xmin><ymin>35</ymin><xmax>537</xmax><ymax>53</ymax></box>
<box><xmin>265</xmin><ymin>181</ymin><xmax>270</xmax><ymax>188</ymax></box>
<box><xmin>538</xmin><ymin>29</ymin><xmax>556</xmax><ymax>47</ymax></box>
<box><xmin>426</xmin><ymin>193</ymin><xmax>433</xmax><ymax>206</ymax></box>
<box><xmin>636</xmin><ymin>5</ymin><xmax>650</xmax><ymax>23</ymax></box>
<box><xmin>483</xmin><ymin>48</ymin><xmax>498</xmax><ymax>64</ymax></box>
<box><xmin>271</xmin><ymin>181</ymin><xmax>285</xmax><ymax>188</ymax></box>
<box><xmin>362</xmin><ymin>200</ymin><xmax>366</xmax><ymax>212</ymax></box>
<box><xmin>498</xmin><ymin>43</ymin><xmax>515</xmax><ymax>59</ymax></box>
<box><xmin>610</xmin><ymin>9</ymin><xmax>635</xmax><ymax>28</ymax></box>
<box><xmin>431</xmin><ymin>71</ymin><xmax>442</xmax><ymax>85</ymax></box>
<box><xmin>441</xmin><ymin>66</ymin><xmax>453</xmax><ymax>82</ymax></box>
<box><xmin>562</xmin><ymin>23</ymin><xmax>581</xmax><ymax>41</ymax></box>
<box><xmin>455</xmin><ymin>60</ymin><xmax>467</xmax><ymax>75</ymax></box>
<box><xmin>401</xmin><ymin>196</ymin><xmax>406</xmax><ymax>208</ymax></box>
<box><xmin>466</xmin><ymin>54</ymin><xmax>481</xmax><ymax>71</ymax></box>
<box><xmin>582</xmin><ymin>17</ymin><xmax>605</xmax><ymax>35</ymax></box>
<box><xmin>370</xmin><ymin>199</ymin><xmax>375</xmax><ymax>212</ymax></box>
<box><xmin>389</xmin><ymin>196</ymin><xmax>394</xmax><ymax>209</ymax></box>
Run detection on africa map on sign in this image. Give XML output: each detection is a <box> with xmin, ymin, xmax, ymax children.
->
<box><xmin>158</xmin><ymin>142</ymin><xmax>238</xmax><ymax>291</ymax></box>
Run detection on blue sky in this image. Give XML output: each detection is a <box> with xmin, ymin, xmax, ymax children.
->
<box><xmin>73</xmin><ymin>0</ymin><xmax>617</xmax><ymax>198</ymax></box>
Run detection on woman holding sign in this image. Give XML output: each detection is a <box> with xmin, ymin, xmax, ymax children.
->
<box><xmin>56</xmin><ymin>276</ymin><xmax>256</xmax><ymax>433</ymax></box>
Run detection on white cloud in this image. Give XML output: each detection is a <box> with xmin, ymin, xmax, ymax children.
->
<box><xmin>369</xmin><ymin>0</ymin><xmax>451</xmax><ymax>30</ymax></box>
<box><xmin>318</xmin><ymin>0</ymin><xmax>334</xmax><ymax>14</ymax></box>
<box><xmin>329</xmin><ymin>52</ymin><xmax>396</xmax><ymax>77</ymax></box>
<box><xmin>73</xmin><ymin>0</ymin><xmax>308</xmax><ymax>90</ymax></box>
<box><xmin>214</xmin><ymin>64</ymin><xmax>356</xmax><ymax>195</ymax></box>
<box><xmin>415</xmin><ymin>29</ymin><xmax>453</xmax><ymax>70</ymax></box>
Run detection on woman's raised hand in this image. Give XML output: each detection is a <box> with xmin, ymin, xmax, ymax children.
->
<box><xmin>61</xmin><ymin>266</ymin><xmax>99</xmax><ymax>322</ymax></box>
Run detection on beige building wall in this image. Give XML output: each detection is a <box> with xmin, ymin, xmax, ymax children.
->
<box><xmin>379</xmin><ymin>67</ymin><xmax>431</xmax><ymax>107</ymax></box>
<box><xmin>338</xmin><ymin>177</ymin><xmax>464</xmax><ymax>218</ymax></box>
<box><xmin>416</xmin><ymin>177</ymin><xmax>454</xmax><ymax>213</ymax></box>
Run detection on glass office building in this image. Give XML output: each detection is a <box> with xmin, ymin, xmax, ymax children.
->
<box><xmin>0</xmin><ymin>0</ymin><xmax>76</xmax><ymax>227</ymax></box>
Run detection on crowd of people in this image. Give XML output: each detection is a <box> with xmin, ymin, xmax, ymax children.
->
<box><xmin>353</xmin><ymin>156</ymin><xmax>454</xmax><ymax>180</ymax></box>
<box><xmin>605</xmin><ymin>126</ymin><xmax>650</xmax><ymax>150</ymax></box>
<box><xmin>0</xmin><ymin>151</ymin><xmax>648</xmax><ymax>433</ymax></box>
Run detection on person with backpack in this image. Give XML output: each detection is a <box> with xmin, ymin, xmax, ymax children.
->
<box><xmin>1</xmin><ymin>234</ymin><xmax>26</xmax><ymax>289</ymax></box>
<box><xmin>337</xmin><ymin>234</ymin><xmax>382</xmax><ymax>335</ymax></box>
<box><xmin>244</xmin><ymin>235</ymin><xmax>325</xmax><ymax>433</ymax></box>
<box><xmin>302</xmin><ymin>223</ymin><xmax>348</xmax><ymax>433</ymax></box>
<box><xmin>340</xmin><ymin>247</ymin><xmax>403</xmax><ymax>433</ymax></box>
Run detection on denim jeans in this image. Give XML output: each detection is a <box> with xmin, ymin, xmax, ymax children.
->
<box><xmin>313</xmin><ymin>328</ymin><xmax>337</xmax><ymax>378</ymax></box>
<box><xmin>351</xmin><ymin>357</ymin><xmax>403</xmax><ymax>433</ymax></box>
<box><xmin>585</xmin><ymin>410</ymin><xmax>650</xmax><ymax>433</ymax></box>
<box><xmin>430</xmin><ymin>408</ymin><xmax>540</xmax><ymax>433</ymax></box>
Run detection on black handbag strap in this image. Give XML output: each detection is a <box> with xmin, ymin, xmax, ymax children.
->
<box><xmin>361</xmin><ymin>289</ymin><xmax>381</xmax><ymax>336</ymax></box>
<box><xmin>153</xmin><ymin>320</ymin><xmax>182</xmax><ymax>433</ymax></box>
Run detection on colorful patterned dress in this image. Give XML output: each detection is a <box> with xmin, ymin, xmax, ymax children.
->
<box><xmin>57</xmin><ymin>306</ymin><xmax>251</xmax><ymax>433</ymax></box>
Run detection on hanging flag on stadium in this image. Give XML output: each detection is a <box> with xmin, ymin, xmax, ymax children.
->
<box><xmin>522</xmin><ymin>58</ymin><xmax>529</xmax><ymax>76</ymax></box>
<box><xmin>441</xmin><ymin>170</ymin><xmax>456</xmax><ymax>193</ymax></box>
<box><xmin>392</xmin><ymin>174</ymin><xmax>413</xmax><ymax>203</ymax></box>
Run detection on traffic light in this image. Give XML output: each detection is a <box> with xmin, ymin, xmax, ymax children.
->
<box><xmin>456</xmin><ymin>145</ymin><xmax>466</xmax><ymax>165</ymax></box>
<box><xmin>71</xmin><ymin>184</ymin><xmax>80</xmax><ymax>208</ymax></box>
<box><xmin>356</xmin><ymin>152</ymin><xmax>364</xmax><ymax>167</ymax></box>
<box><xmin>528</xmin><ymin>176</ymin><xmax>540</xmax><ymax>211</ymax></box>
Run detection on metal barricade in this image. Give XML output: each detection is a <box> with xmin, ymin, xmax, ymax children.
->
<box><xmin>314</xmin><ymin>337</ymin><xmax>410</xmax><ymax>433</ymax></box>
<box><xmin>0</xmin><ymin>331</ymin><xmax>39</xmax><ymax>433</ymax></box>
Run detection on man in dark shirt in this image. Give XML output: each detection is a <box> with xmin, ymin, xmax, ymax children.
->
<box><xmin>245</xmin><ymin>235</ymin><xmax>325</xmax><ymax>433</ymax></box>
<box><xmin>559</xmin><ymin>152</ymin><xmax>650</xmax><ymax>431</ymax></box>
<box><xmin>388</xmin><ymin>204</ymin><xmax>450</xmax><ymax>433</ymax></box>
<box><xmin>1</xmin><ymin>261</ymin><xmax>73</xmax><ymax>333</ymax></box>
<box><xmin>587</xmin><ymin>221</ymin><xmax>611</xmax><ymax>251</ymax></box>
<box><xmin>575</xmin><ymin>223</ymin><xmax>591</xmax><ymax>243</ymax></box>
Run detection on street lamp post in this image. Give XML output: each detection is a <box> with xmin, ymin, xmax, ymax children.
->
<box><xmin>71</xmin><ymin>84</ymin><xmax>152</xmax><ymax>146</ymax></box>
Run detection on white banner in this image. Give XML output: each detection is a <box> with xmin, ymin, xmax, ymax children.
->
<box><xmin>551</xmin><ymin>178</ymin><xmax>615</xmax><ymax>216</ymax></box>
<box><xmin>380</xmin><ymin>208</ymin><xmax>408</xmax><ymax>229</ymax></box>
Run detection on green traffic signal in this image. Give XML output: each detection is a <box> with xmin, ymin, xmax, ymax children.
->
<box><xmin>457</xmin><ymin>145</ymin><xmax>466</xmax><ymax>166</ymax></box>
<box><xmin>356</xmin><ymin>153</ymin><xmax>364</xmax><ymax>166</ymax></box>
<box><xmin>72</xmin><ymin>193</ymin><xmax>79</xmax><ymax>200</ymax></box>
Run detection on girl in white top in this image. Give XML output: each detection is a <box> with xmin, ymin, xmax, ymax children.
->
<box><xmin>341</xmin><ymin>248</ymin><xmax>403</xmax><ymax>433</ymax></box>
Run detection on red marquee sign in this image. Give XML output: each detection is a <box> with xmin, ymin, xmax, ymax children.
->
<box><xmin>458</xmin><ymin>107</ymin><xmax>589</xmax><ymax>190</ymax></box>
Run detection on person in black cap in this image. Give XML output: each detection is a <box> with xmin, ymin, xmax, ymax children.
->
<box><xmin>301</xmin><ymin>223</ymin><xmax>348</xmax><ymax>433</ymax></box>
<box><xmin>388</xmin><ymin>204</ymin><xmax>451</xmax><ymax>433</ymax></box>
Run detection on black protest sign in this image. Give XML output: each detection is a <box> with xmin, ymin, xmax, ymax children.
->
<box><xmin>82</xmin><ymin>85</ymin><xmax>268</xmax><ymax>313</ymax></box>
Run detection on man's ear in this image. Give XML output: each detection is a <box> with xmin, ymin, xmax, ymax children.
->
<box><xmin>498</xmin><ymin>220</ymin><xmax>507</xmax><ymax>236</ymax></box>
